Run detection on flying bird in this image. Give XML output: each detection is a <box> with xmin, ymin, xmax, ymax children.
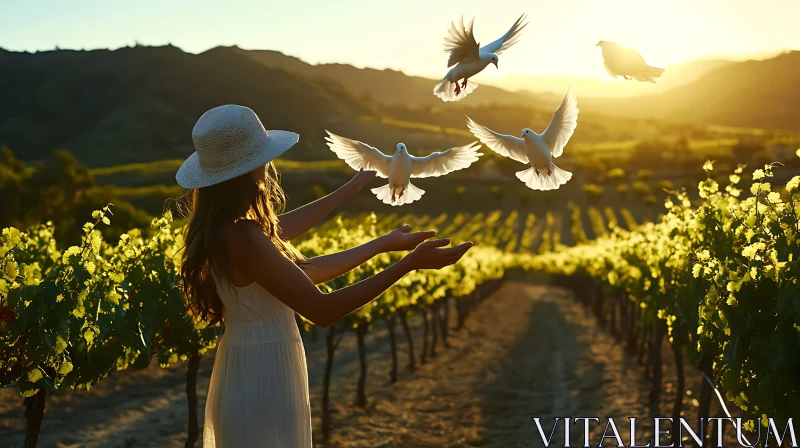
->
<box><xmin>596</xmin><ymin>40</ymin><xmax>665</xmax><ymax>83</ymax></box>
<box><xmin>325</xmin><ymin>131</ymin><xmax>483</xmax><ymax>206</ymax></box>
<box><xmin>434</xmin><ymin>14</ymin><xmax>528</xmax><ymax>102</ymax></box>
<box><xmin>466</xmin><ymin>89</ymin><xmax>578</xmax><ymax>191</ymax></box>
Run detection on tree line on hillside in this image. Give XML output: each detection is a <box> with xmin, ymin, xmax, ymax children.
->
<box><xmin>0</xmin><ymin>148</ymin><xmax>151</xmax><ymax>246</ymax></box>
<box><xmin>7</xmin><ymin>45</ymin><xmax>798</xmax><ymax>172</ymax></box>
<box><xmin>0</xmin><ymin>45</ymin><xmax>375</xmax><ymax>166</ymax></box>
<box><xmin>572</xmin><ymin>138</ymin><xmax>795</xmax><ymax>184</ymax></box>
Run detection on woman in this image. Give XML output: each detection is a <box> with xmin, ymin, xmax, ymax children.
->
<box><xmin>176</xmin><ymin>104</ymin><xmax>473</xmax><ymax>447</ymax></box>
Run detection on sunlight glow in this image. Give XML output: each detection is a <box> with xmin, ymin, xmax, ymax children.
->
<box><xmin>1</xmin><ymin>0</ymin><xmax>798</xmax><ymax>80</ymax></box>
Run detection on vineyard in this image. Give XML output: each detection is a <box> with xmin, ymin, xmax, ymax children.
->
<box><xmin>1</xmin><ymin>156</ymin><xmax>799</xmax><ymax>446</ymax></box>
<box><xmin>0</xmin><ymin>206</ymin><xmax>523</xmax><ymax>446</ymax></box>
<box><xmin>528</xmin><ymin>160</ymin><xmax>800</xmax><ymax>442</ymax></box>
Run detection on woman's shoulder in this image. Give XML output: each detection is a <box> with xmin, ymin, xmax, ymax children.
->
<box><xmin>221</xmin><ymin>220</ymin><xmax>273</xmax><ymax>251</ymax></box>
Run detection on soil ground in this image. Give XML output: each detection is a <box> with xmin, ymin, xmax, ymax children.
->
<box><xmin>0</xmin><ymin>281</ymin><xmax>743</xmax><ymax>447</ymax></box>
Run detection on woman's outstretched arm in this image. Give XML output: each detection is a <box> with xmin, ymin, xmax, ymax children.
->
<box><xmin>279</xmin><ymin>170</ymin><xmax>376</xmax><ymax>240</ymax></box>
<box><xmin>302</xmin><ymin>224</ymin><xmax>436</xmax><ymax>284</ymax></box>
<box><xmin>224</xmin><ymin>221</ymin><xmax>472</xmax><ymax>328</ymax></box>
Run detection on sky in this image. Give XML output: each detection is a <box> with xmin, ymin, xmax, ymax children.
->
<box><xmin>2</xmin><ymin>0</ymin><xmax>799</xmax><ymax>80</ymax></box>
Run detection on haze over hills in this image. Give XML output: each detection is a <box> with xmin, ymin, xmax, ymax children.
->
<box><xmin>485</xmin><ymin>59</ymin><xmax>735</xmax><ymax>98</ymax></box>
<box><xmin>1</xmin><ymin>43</ymin><xmax>799</xmax><ymax>170</ymax></box>
<box><xmin>0</xmin><ymin>44</ymin><xmax>646</xmax><ymax>168</ymax></box>
<box><xmin>245</xmin><ymin>48</ymin><xmax>542</xmax><ymax>107</ymax></box>
<box><xmin>579</xmin><ymin>50</ymin><xmax>800</xmax><ymax>130</ymax></box>
<box><xmin>243</xmin><ymin>46</ymin><xmax>800</xmax><ymax>130</ymax></box>
<box><xmin>482</xmin><ymin>48</ymin><xmax>789</xmax><ymax>98</ymax></box>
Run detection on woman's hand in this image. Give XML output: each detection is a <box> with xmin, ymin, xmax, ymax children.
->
<box><xmin>343</xmin><ymin>169</ymin><xmax>377</xmax><ymax>197</ymax></box>
<box><xmin>405</xmin><ymin>239</ymin><xmax>474</xmax><ymax>270</ymax></box>
<box><xmin>379</xmin><ymin>224</ymin><xmax>437</xmax><ymax>252</ymax></box>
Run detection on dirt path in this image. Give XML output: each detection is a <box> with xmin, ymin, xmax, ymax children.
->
<box><xmin>312</xmin><ymin>282</ymin><xmax>671</xmax><ymax>447</ymax></box>
<box><xmin>1</xmin><ymin>282</ymin><xmax>725</xmax><ymax>447</ymax></box>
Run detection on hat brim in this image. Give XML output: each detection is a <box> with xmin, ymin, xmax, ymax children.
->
<box><xmin>175</xmin><ymin>130</ymin><xmax>299</xmax><ymax>189</ymax></box>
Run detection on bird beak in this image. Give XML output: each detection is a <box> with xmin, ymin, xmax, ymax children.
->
<box><xmin>493</xmin><ymin>61</ymin><xmax>499</xmax><ymax>69</ymax></box>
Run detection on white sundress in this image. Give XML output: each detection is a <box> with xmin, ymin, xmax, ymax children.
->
<box><xmin>203</xmin><ymin>271</ymin><xmax>312</xmax><ymax>447</ymax></box>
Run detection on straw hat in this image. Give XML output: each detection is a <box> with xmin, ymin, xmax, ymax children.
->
<box><xmin>176</xmin><ymin>105</ymin><xmax>299</xmax><ymax>189</ymax></box>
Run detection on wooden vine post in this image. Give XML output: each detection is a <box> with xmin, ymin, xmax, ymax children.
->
<box><xmin>420</xmin><ymin>309</ymin><xmax>429</xmax><ymax>365</ymax></box>
<box><xmin>23</xmin><ymin>389</ymin><xmax>47</xmax><ymax>448</ymax></box>
<box><xmin>185</xmin><ymin>353</ymin><xmax>202</xmax><ymax>447</ymax></box>
<box><xmin>398</xmin><ymin>312</ymin><xmax>416</xmax><ymax>372</ymax></box>
<box><xmin>648</xmin><ymin>323</ymin><xmax>666</xmax><ymax>404</ymax></box>
<box><xmin>385</xmin><ymin>316</ymin><xmax>398</xmax><ymax>383</ymax></box>
<box><xmin>322</xmin><ymin>326</ymin><xmax>337</xmax><ymax>439</ymax></box>
<box><xmin>670</xmin><ymin>343</ymin><xmax>685</xmax><ymax>446</ymax></box>
<box><xmin>355</xmin><ymin>323</ymin><xmax>368</xmax><ymax>407</ymax></box>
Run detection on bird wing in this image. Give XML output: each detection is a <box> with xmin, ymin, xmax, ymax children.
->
<box><xmin>479</xmin><ymin>14</ymin><xmax>528</xmax><ymax>55</ymax></box>
<box><xmin>618</xmin><ymin>44</ymin><xmax>647</xmax><ymax>65</ymax></box>
<box><xmin>605</xmin><ymin>42</ymin><xmax>646</xmax><ymax>66</ymax></box>
<box><xmin>541</xmin><ymin>89</ymin><xmax>579</xmax><ymax>158</ymax></box>
<box><xmin>603</xmin><ymin>63</ymin><xmax>618</xmax><ymax>78</ymax></box>
<box><xmin>443</xmin><ymin>16</ymin><xmax>480</xmax><ymax>67</ymax></box>
<box><xmin>409</xmin><ymin>141</ymin><xmax>483</xmax><ymax>178</ymax></box>
<box><xmin>465</xmin><ymin>116</ymin><xmax>528</xmax><ymax>164</ymax></box>
<box><xmin>325</xmin><ymin>131</ymin><xmax>391</xmax><ymax>178</ymax></box>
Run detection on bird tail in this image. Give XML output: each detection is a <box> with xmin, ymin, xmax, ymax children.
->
<box><xmin>515</xmin><ymin>164</ymin><xmax>572</xmax><ymax>191</ymax></box>
<box><xmin>403</xmin><ymin>183</ymin><xmax>425</xmax><ymax>205</ymax></box>
<box><xmin>433</xmin><ymin>78</ymin><xmax>478</xmax><ymax>102</ymax></box>
<box><xmin>371</xmin><ymin>183</ymin><xmax>426</xmax><ymax>206</ymax></box>
<box><xmin>371</xmin><ymin>184</ymin><xmax>394</xmax><ymax>204</ymax></box>
<box><xmin>634</xmin><ymin>65</ymin><xmax>665</xmax><ymax>83</ymax></box>
<box><xmin>550</xmin><ymin>164</ymin><xmax>573</xmax><ymax>185</ymax></box>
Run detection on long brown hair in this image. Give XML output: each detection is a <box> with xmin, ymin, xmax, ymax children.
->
<box><xmin>179</xmin><ymin>162</ymin><xmax>304</xmax><ymax>326</ymax></box>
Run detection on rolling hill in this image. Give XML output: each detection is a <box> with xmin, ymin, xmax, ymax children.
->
<box><xmin>0</xmin><ymin>45</ymin><xmax>376</xmax><ymax>165</ymax></box>
<box><xmin>582</xmin><ymin>51</ymin><xmax>800</xmax><ymax>129</ymax></box>
<box><xmin>486</xmin><ymin>59</ymin><xmax>734</xmax><ymax>98</ymax></box>
<box><xmin>244</xmin><ymin>48</ymin><xmax>542</xmax><ymax>107</ymax></box>
<box><xmin>0</xmin><ymin>44</ymin><xmax>656</xmax><ymax>169</ymax></box>
<box><xmin>1</xmin><ymin>43</ymin><xmax>798</xmax><ymax>171</ymax></box>
<box><xmin>243</xmin><ymin>47</ymin><xmax>800</xmax><ymax>130</ymax></box>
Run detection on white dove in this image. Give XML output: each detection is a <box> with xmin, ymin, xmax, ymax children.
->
<box><xmin>434</xmin><ymin>14</ymin><xmax>528</xmax><ymax>102</ymax></box>
<box><xmin>466</xmin><ymin>89</ymin><xmax>578</xmax><ymax>191</ymax></box>
<box><xmin>325</xmin><ymin>131</ymin><xmax>483</xmax><ymax>206</ymax></box>
<box><xmin>596</xmin><ymin>40</ymin><xmax>665</xmax><ymax>83</ymax></box>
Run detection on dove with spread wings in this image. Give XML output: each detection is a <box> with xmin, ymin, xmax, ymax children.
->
<box><xmin>434</xmin><ymin>14</ymin><xmax>528</xmax><ymax>102</ymax></box>
<box><xmin>596</xmin><ymin>40</ymin><xmax>665</xmax><ymax>83</ymax></box>
<box><xmin>325</xmin><ymin>131</ymin><xmax>483</xmax><ymax>206</ymax></box>
<box><xmin>466</xmin><ymin>89</ymin><xmax>578</xmax><ymax>191</ymax></box>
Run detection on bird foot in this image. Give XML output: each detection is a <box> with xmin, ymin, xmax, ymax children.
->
<box><xmin>623</xmin><ymin>75</ymin><xmax>632</xmax><ymax>80</ymax></box>
<box><xmin>398</xmin><ymin>186</ymin><xmax>405</xmax><ymax>198</ymax></box>
<box><xmin>461</xmin><ymin>79</ymin><xmax>468</xmax><ymax>88</ymax></box>
<box><xmin>534</xmin><ymin>168</ymin><xmax>541</xmax><ymax>176</ymax></box>
<box><xmin>391</xmin><ymin>187</ymin><xmax>396</xmax><ymax>202</ymax></box>
<box><xmin>454</xmin><ymin>83</ymin><xmax>461</xmax><ymax>96</ymax></box>
<box><xmin>547</xmin><ymin>168</ymin><xmax>552</xmax><ymax>177</ymax></box>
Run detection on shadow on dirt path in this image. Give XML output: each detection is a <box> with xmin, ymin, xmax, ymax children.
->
<box><xmin>1</xmin><ymin>281</ymin><xmax>732</xmax><ymax>447</ymax></box>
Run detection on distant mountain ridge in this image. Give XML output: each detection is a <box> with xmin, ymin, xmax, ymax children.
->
<box><xmin>1</xmin><ymin>43</ymin><xmax>798</xmax><ymax>171</ymax></box>
<box><xmin>579</xmin><ymin>50</ymin><xmax>800</xmax><ymax>129</ymax></box>
<box><xmin>485</xmin><ymin>59</ymin><xmax>734</xmax><ymax>98</ymax></box>
<box><xmin>484</xmin><ymin>48</ymin><xmax>791</xmax><ymax>98</ymax></box>
<box><xmin>244</xmin><ymin>48</ymin><xmax>542</xmax><ymax>107</ymax></box>
<box><xmin>242</xmin><ymin>46</ymin><xmax>800</xmax><ymax>130</ymax></box>
<box><xmin>0</xmin><ymin>45</ymin><xmax>376</xmax><ymax>165</ymax></box>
